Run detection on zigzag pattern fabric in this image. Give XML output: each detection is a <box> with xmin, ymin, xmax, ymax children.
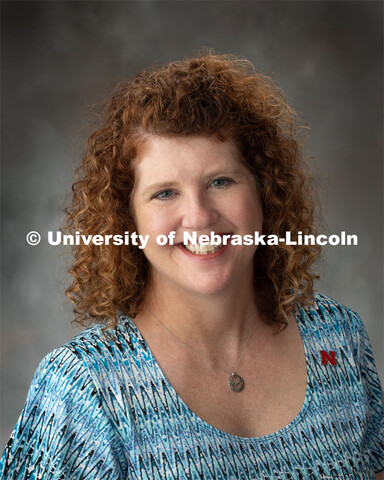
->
<box><xmin>1</xmin><ymin>294</ymin><xmax>383</xmax><ymax>479</ymax></box>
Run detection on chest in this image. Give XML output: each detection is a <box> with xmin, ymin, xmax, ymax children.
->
<box><xmin>142</xmin><ymin>321</ymin><xmax>308</xmax><ymax>438</ymax></box>
<box><xmin>121</xmin><ymin>319</ymin><xmax>374</xmax><ymax>479</ymax></box>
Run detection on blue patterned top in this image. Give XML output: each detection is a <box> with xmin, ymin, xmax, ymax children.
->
<box><xmin>1</xmin><ymin>294</ymin><xmax>383</xmax><ymax>479</ymax></box>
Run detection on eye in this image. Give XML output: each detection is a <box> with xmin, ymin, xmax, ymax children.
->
<box><xmin>210</xmin><ymin>177</ymin><xmax>233</xmax><ymax>188</ymax></box>
<box><xmin>152</xmin><ymin>189</ymin><xmax>175</xmax><ymax>201</ymax></box>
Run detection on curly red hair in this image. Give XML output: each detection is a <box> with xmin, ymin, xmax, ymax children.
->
<box><xmin>65</xmin><ymin>51</ymin><xmax>321</xmax><ymax>329</ymax></box>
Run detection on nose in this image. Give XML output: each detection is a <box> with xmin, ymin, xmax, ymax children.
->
<box><xmin>181</xmin><ymin>193</ymin><xmax>219</xmax><ymax>230</ymax></box>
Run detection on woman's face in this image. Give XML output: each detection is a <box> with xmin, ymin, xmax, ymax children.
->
<box><xmin>132</xmin><ymin>135</ymin><xmax>263</xmax><ymax>298</ymax></box>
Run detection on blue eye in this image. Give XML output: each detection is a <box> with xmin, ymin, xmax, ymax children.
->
<box><xmin>211</xmin><ymin>178</ymin><xmax>232</xmax><ymax>188</ymax></box>
<box><xmin>154</xmin><ymin>190</ymin><xmax>174</xmax><ymax>200</ymax></box>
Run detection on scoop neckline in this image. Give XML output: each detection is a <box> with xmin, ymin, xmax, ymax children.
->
<box><xmin>123</xmin><ymin>306</ymin><xmax>313</xmax><ymax>443</ymax></box>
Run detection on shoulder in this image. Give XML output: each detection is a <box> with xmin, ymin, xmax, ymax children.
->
<box><xmin>64</xmin><ymin>315</ymin><xmax>147</xmax><ymax>371</ymax></box>
<box><xmin>304</xmin><ymin>292</ymin><xmax>359</xmax><ymax>318</ymax></box>
<box><xmin>296</xmin><ymin>293</ymin><xmax>366</xmax><ymax>360</ymax></box>
<box><xmin>0</xmin><ymin>318</ymin><xmax>140</xmax><ymax>479</ymax></box>
<box><xmin>56</xmin><ymin>315</ymin><xmax>155</xmax><ymax>405</ymax></box>
<box><xmin>298</xmin><ymin>292</ymin><xmax>362</xmax><ymax>332</ymax></box>
<box><xmin>300</xmin><ymin>295</ymin><xmax>384</xmax><ymax>473</ymax></box>
<box><xmin>297</xmin><ymin>293</ymin><xmax>382</xmax><ymax>381</ymax></box>
<box><xmin>14</xmin><ymin>316</ymin><xmax>145</xmax><ymax>429</ymax></box>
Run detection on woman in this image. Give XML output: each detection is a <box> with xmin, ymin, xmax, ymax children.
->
<box><xmin>1</xmin><ymin>52</ymin><xmax>383</xmax><ymax>479</ymax></box>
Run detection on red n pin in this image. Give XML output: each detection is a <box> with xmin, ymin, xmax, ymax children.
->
<box><xmin>320</xmin><ymin>350</ymin><xmax>337</xmax><ymax>366</ymax></box>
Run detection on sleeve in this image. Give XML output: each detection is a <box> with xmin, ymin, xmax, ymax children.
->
<box><xmin>0</xmin><ymin>346</ymin><xmax>126</xmax><ymax>480</ymax></box>
<box><xmin>348</xmin><ymin>309</ymin><xmax>384</xmax><ymax>474</ymax></box>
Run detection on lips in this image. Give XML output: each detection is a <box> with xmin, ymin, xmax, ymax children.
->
<box><xmin>184</xmin><ymin>241</ymin><xmax>223</xmax><ymax>255</ymax></box>
<box><xmin>176</xmin><ymin>233</ymin><xmax>230</xmax><ymax>256</ymax></box>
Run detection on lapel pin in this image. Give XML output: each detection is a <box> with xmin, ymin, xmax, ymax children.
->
<box><xmin>320</xmin><ymin>350</ymin><xmax>337</xmax><ymax>366</ymax></box>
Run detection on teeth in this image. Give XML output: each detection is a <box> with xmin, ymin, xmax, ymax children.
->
<box><xmin>184</xmin><ymin>240</ymin><xmax>223</xmax><ymax>255</ymax></box>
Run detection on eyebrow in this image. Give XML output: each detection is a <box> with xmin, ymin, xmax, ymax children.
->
<box><xmin>205</xmin><ymin>168</ymin><xmax>246</xmax><ymax>179</ymax></box>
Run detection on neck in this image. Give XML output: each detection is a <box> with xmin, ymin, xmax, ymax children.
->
<box><xmin>142</xmin><ymin>277</ymin><xmax>258</xmax><ymax>358</ymax></box>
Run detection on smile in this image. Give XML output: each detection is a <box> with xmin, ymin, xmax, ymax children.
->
<box><xmin>183</xmin><ymin>241</ymin><xmax>223</xmax><ymax>255</ymax></box>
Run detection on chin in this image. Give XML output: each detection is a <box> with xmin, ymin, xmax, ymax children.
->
<box><xmin>182</xmin><ymin>274</ymin><xmax>236</xmax><ymax>297</ymax></box>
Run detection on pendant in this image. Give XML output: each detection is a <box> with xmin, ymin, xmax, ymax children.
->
<box><xmin>228</xmin><ymin>372</ymin><xmax>244</xmax><ymax>392</ymax></box>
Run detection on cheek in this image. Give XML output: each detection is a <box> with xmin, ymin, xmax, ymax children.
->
<box><xmin>135</xmin><ymin>208</ymin><xmax>177</xmax><ymax>239</ymax></box>
<box><xmin>233</xmin><ymin>194</ymin><xmax>263</xmax><ymax>229</ymax></box>
<box><xmin>251</xmin><ymin>199</ymin><xmax>263</xmax><ymax>225</ymax></box>
<box><xmin>131</xmin><ymin>194</ymin><xmax>160</xmax><ymax>235</ymax></box>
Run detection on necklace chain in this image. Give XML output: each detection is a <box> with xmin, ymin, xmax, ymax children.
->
<box><xmin>144</xmin><ymin>303</ymin><xmax>256</xmax><ymax>377</ymax></box>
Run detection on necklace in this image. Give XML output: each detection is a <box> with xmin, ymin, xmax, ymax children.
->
<box><xmin>145</xmin><ymin>304</ymin><xmax>256</xmax><ymax>393</ymax></box>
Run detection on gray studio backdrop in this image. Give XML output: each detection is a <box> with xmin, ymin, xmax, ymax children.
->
<box><xmin>1</xmin><ymin>1</ymin><xmax>383</xmax><ymax>448</ymax></box>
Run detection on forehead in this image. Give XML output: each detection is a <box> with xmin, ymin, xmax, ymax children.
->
<box><xmin>133</xmin><ymin>135</ymin><xmax>244</xmax><ymax>184</ymax></box>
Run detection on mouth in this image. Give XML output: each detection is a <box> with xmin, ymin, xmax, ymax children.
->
<box><xmin>177</xmin><ymin>233</ymin><xmax>229</xmax><ymax>256</ymax></box>
<box><xmin>183</xmin><ymin>241</ymin><xmax>223</xmax><ymax>255</ymax></box>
